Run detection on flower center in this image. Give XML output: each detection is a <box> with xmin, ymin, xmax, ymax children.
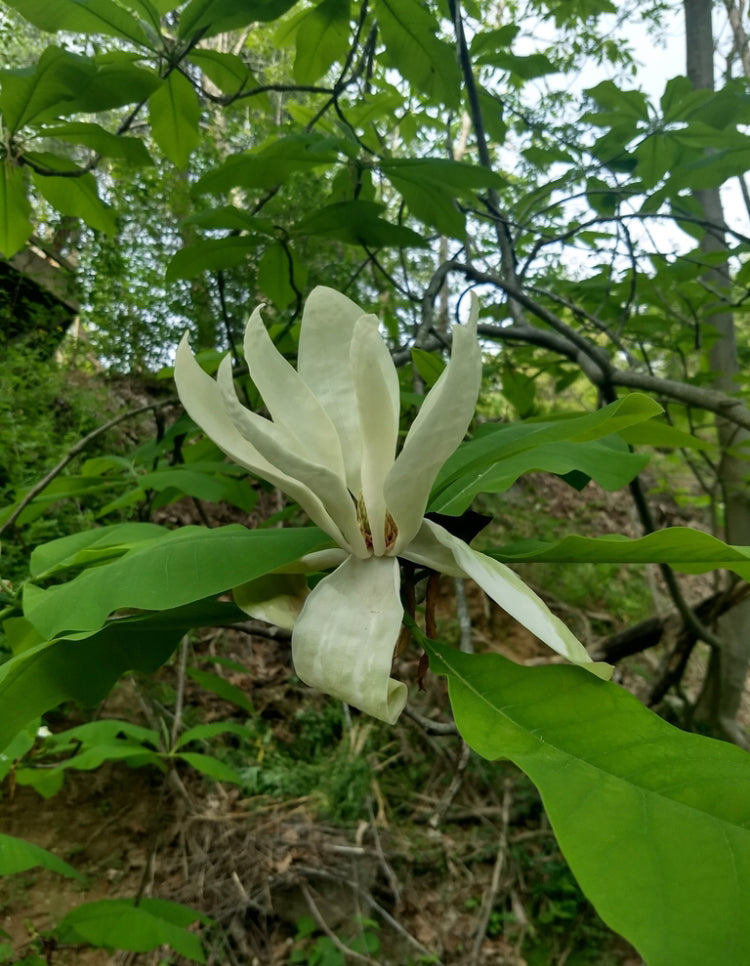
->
<box><xmin>357</xmin><ymin>494</ymin><xmax>398</xmax><ymax>555</ymax></box>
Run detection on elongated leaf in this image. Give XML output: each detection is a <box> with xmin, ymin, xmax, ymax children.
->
<box><xmin>294</xmin><ymin>0</ymin><xmax>350</xmax><ymax>84</ymax></box>
<box><xmin>0</xmin><ymin>46</ymin><xmax>94</xmax><ymax>132</ymax></box>
<box><xmin>174</xmin><ymin>721</ymin><xmax>251</xmax><ymax>749</ymax></box>
<box><xmin>177</xmin><ymin>752</ymin><xmax>243</xmax><ymax>784</ymax></box>
<box><xmin>30</xmin><ymin>522</ymin><xmax>167</xmax><ymax>579</ymax></box>
<box><xmin>375</xmin><ymin>0</ymin><xmax>460</xmax><ymax>108</ymax></box>
<box><xmin>177</xmin><ymin>0</ymin><xmax>298</xmax><ymax>39</ymax></box>
<box><xmin>0</xmin><ymin>834</ymin><xmax>82</xmax><ymax>879</ymax></box>
<box><xmin>0</xmin><ymin>163</ymin><xmax>32</xmax><ymax>257</ymax></box>
<box><xmin>293</xmin><ymin>199</ymin><xmax>427</xmax><ymax>248</ymax></box>
<box><xmin>58</xmin><ymin>898</ymin><xmax>207</xmax><ymax>962</ymax></box>
<box><xmin>2</xmin><ymin>0</ymin><xmax>149</xmax><ymax>44</ymax></box>
<box><xmin>427</xmin><ymin>641</ymin><xmax>750</xmax><ymax>966</ymax></box>
<box><xmin>149</xmin><ymin>71</ymin><xmax>201</xmax><ymax>168</ymax></box>
<box><xmin>185</xmin><ymin>667</ymin><xmax>254</xmax><ymax>715</ymax></box>
<box><xmin>166</xmin><ymin>236</ymin><xmax>258</xmax><ymax>282</ymax></box>
<box><xmin>257</xmin><ymin>241</ymin><xmax>307</xmax><ymax>308</ymax></box>
<box><xmin>32</xmin><ymin>169</ymin><xmax>117</xmax><ymax>234</ymax></box>
<box><xmin>0</xmin><ymin>600</ymin><xmax>246</xmax><ymax>751</ymax></box>
<box><xmin>23</xmin><ymin>525</ymin><xmax>328</xmax><ymax>638</ymax></box>
<box><xmin>189</xmin><ymin>49</ymin><xmax>264</xmax><ymax>102</ymax></box>
<box><xmin>42</xmin><ymin>122</ymin><xmax>152</xmax><ymax>164</ymax></box>
<box><xmin>487</xmin><ymin>527</ymin><xmax>750</xmax><ymax>580</ymax></box>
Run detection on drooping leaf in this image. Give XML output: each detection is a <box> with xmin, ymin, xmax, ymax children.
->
<box><xmin>0</xmin><ymin>834</ymin><xmax>83</xmax><ymax>880</ymax></box>
<box><xmin>184</xmin><ymin>667</ymin><xmax>255</xmax><ymax>714</ymax></box>
<box><xmin>257</xmin><ymin>242</ymin><xmax>307</xmax><ymax>309</ymax></box>
<box><xmin>189</xmin><ymin>48</ymin><xmax>264</xmax><ymax>103</ymax></box>
<box><xmin>2</xmin><ymin>0</ymin><xmax>149</xmax><ymax>44</ymax></box>
<box><xmin>0</xmin><ymin>600</ymin><xmax>246</xmax><ymax>751</ymax></box>
<box><xmin>166</xmin><ymin>236</ymin><xmax>258</xmax><ymax>282</ymax></box>
<box><xmin>57</xmin><ymin>898</ymin><xmax>208</xmax><ymax>962</ymax></box>
<box><xmin>293</xmin><ymin>0</ymin><xmax>350</xmax><ymax>84</ymax></box>
<box><xmin>0</xmin><ymin>163</ymin><xmax>32</xmax><ymax>257</ymax></box>
<box><xmin>23</xmin><ymin>525</ymin><xmax>328</xmax><ymax>638</ymax></box>
<box><xmin>375</xmin><ymin>0</ymin><xmax>460</xmax><ymax>108</ymax></box>
<box><xmin>32</xmin><ymin>169</ymin><xmax>117</xmax><ymax>234</ymax></box>
<box><xmin>177</xmin><ymin>0</ymin><xmax>299</xmax><ymax>40</ymax></box>
<box><xmin>292</xmin><ymin>200</ymin><xmax>428</xmax><ymax>248</ymax></box>
<box><xmin>148</xmin><ymin>71</ymin><xmax>201</xmax><ymax>168</ymax></box>
<box><xmin>487</xmin><ymin>528</ymin><xmax>750</xmax><ymax>581</ymax></box>
<box><xmin>176</xmin><ymin>752</ymin><xmax>244</xmax><ymax>784</ymax></box>
<box><xmin>427</xmin><ymin>641</ymin><xmax>750</xmax><ymax>966</ymax></box>
<box><xmin>41</xmin><ymin>122</ymin><xmax>152</xmax><ymax>164</ymax></box>
<box><xmin>0</xmin><ymin>47</ymin><xmax>94</xmax><ymax>131</ymax></box>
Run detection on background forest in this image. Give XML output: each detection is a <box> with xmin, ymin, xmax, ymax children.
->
<box><xmin>2</xmin><ymin>0</ymin><xmax>750</xmax><ymax>963</ymax></box>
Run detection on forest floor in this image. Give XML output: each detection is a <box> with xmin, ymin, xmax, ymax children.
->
<box><xmin>1</xmin><ymin>475</ymin><xmax>742</xmax><ymax>966</ymax></box>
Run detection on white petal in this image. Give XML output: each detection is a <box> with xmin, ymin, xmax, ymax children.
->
<box><xmin>351</xmin><ymin>315</ymin><xmax>400</xmax><ymax>555</ymax></box>
<box><xmin>175</xmin><ymin>334</ymin><xmax>358</xmax><ymax>552</ymax></box>
<box><xmin>292</xmin><ymin>555</ymin><xmax>408</xmax><ymax>724</ymax></box>
<box><xmin>405</xmin><ymin>520</ymin><xmax>612</xmax><ymax>679</ymax></box>
<box><xmin>217</xmin><ymin>356</ymin><xmax>368</xmax><ymax>557</ymax></box>
<box><xmin>386</xmin><ymin>296</ymin><xmax>482</xmax><ymax>552</ymax></box>
<box><xmin>296</xmin><ymin>287</ymin><xmax>367</xmax><ymax>493</ymax></box>
<box><xmin>234</xmin><ymin>573</ymin><xmax>309</xmax><ymax>630</ymax></box>
<box><xmin>243</xmin><ymin>306</ymin><xmax>346</xmax><ymax>478</ymax></box>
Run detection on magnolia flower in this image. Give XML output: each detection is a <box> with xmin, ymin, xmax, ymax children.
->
<box><xmin>175</xmin><ymin>287</ymin><xmax>609</xmax><ymax>724</ymax></box>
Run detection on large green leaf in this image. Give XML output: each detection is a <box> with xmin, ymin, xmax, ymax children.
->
<box><xmin>427</xmin><ymin>641</ymin><xmax>750</xmax><ymax>966</ymax></box>
<box><xmin>0</xmin><ymin>46</ymin><xmax>94</xmax><ymax>131</ymax></box>
<box><xmin>487</xmin><ymin>528</ymin><xmax>750</xmax><ymax>581</ymax></box>
<box><xmin>0</xmin><ymin>163</ymin><xmax>32</xmax><ymax>257</ymax></box>
<box><xmin>148</xmin><ymin>71</ymin><xmax>201</xmax><ymax>168</ymax></box>
<box><xmin>257</xmin><ymin>241</ymin><xmax>308</xmax><ymax>308</ymax></box>
<box><xmin>293</xmin><ymin>0</ymin><xmax>350</xmax><ymax>84</ymax></box>
<box><xmin>375</xmin><ymin>0</ymin><xmax>460</xmax><ymax>109</ymax></box>
<box><xmin>2</xmin><ymin>0</ymin><xmax>149</xmax><ymax>44</ymax></box>
<box><xmin>23</xmin><ymin>525</ymin><xmax>328</xmax><ymax>638</ymax></box>
<box><xmin>430</xmin><ymin>394</ymin><xmax>663</xmax><ymax>512</ymax></box>
<box><xmin>32</xmin><ymin>169</ymin><xmax>117</xmax><ymax>234</ymax></box>
<box><xmin>58</xmin><ymin>898</ymin><xmax>207</xmax><ymax>962</ymax></box>
<box><xmin>0</xmin><ymin>600</ymin><xmax>245</xmax><ymax>751</ymax></box>
<box><xmin>177</xmin><ymin>0</ymin><xmax>298</xmax><ymax>39</ymax></box>
<box><xmin>189</xmin><ymin>49</ymin><xmax>265</xmax><ymax>103</ymax></box>
<box><xmin>165</xmin><ymin>236</ymin><xmax>258</xmax><ymax>281</ymax></box>
<box><xmin>292</xmin><ymin>200</ymin><xmax>428</xmax><ymax>248</ymax></box>
<box><xmin>29</xmin><ymin>522</ymin><xmax>167</xmax><ymax>579</ymax></box>
<box><xmin>194</xmin><ymin>133</ymin><xmax>348</xmax><ymax>194</ymax></box>
<box><xmin>41</xmin><ymin>122</ymin><xmax>153</xmax><ymax>164</ymax></box>
<box><xmin>0</xmin><ymin>834</ymin><xmax>82</xmax><ymax>879</ymax></box>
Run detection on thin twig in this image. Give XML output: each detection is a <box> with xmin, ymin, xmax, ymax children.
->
<box><xmin>470</xmin><ymin>778</ymin><xmax>513</xmax><ymax>965</ymax></box>
<box><xmin>299</xmin><ymin>881</ymin><xmax>381</xmax><ymax>966</ymax></box>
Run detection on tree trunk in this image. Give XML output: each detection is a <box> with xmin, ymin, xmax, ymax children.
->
<box><xmin>685</xmin><ymin>0</ymin><xmax>750</xmax><ymax>746</ymax></box>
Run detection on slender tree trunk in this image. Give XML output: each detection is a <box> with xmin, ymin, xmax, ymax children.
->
<box><xmin>685</xmin><ymin>0</ymin><xmax>750</xmax><ymax>746</ymax></box>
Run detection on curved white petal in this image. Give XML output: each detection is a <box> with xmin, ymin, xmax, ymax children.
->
<box><xmin>351</xmin><ymin>316</ymin><xmax>400</xmax><ymax>556</ymax></box>
<box><xmin>386</xmin><ymin>297</ymin><xmax>482</xmax><ymax>552</ymax></box>
<box><xmin>243</xmin><ymin>306</ymin><xmax>346</xmax><ymax>478</ymax></box>
<box><xmin>292</xmin><ymin>555</ymin><xmax>408</xmax><ymax>724</ymax></box>
<box><xmin>175</xmin><ymin>335</ymin><xmax>359</xmax><ymax>552</ymax></box>
<box><xmin>234</xmin><ymin>573</ymin><xmax>309</xmax><ymax>630</ymax></box>
<box><xmin>296</xmin><ymin>286</ymin><xmax>367</xmax><ymax>493</ymax></box>
<box><xmin>216</xmin><ymin>356</ymin><xmax>368</xmax><ymax>557</ymax></box>
<box><xmin>405</xmin><ymin>520</ymin><xmax>612</xmax><ymax>679</ymax></box>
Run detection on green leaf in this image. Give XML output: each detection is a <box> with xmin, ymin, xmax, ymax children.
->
<box><xmin>194</xmin><ymin>133</ymin><xmax>347</xmax><ymax>194</ymax></box>
<box><xmin>375</xmin><ymin>0</ymin><xmax>460</xmax><ymax>109</ymax></box>
<box><xmin>2</xmin><ymin>0</ymin><xmax>149</xmax><ymax>44</ymax></box>
<box><xmin>177</xmin><ymin>0</ymin><xmax>298</xmax><ymax>39</ymax></box>
<box><xmin>148</xmin><ymin>71</ymin><xmax>201</xmax><ymax>169</ymax></box>
<box><xmin>138</xmin><ymin>467</ymin><xmax>258</xmax><ymax>513</ymax></box>
<box><xmin>0</xmin><ymin>834</ymin><xmax>83</xmax><ymax>880</ymax></box>
<box><xmin>411</xmin><ymin>348</ymin><xmax>446</xmax><ymax>388</ymax></box>
<box><xmin>475</xmin><ymin>50</ymin><xmax>555</xmax><ymax>81</ymax></box>
<box><xmin>294</xmin><ymin>0</ymin><xmax>350</xmax><ymax>84</ymax></box>
<box><xmin>0</xmin><ymin>46</ymin><xmax>93</xmax><ymax>131</ymax></box>
<box><xmin>0</xmin><ymin>163</ymin><xmax>32</xmax><ymax>257</ymax></box>
<box><xmin>0</xmin><ymin>601</ymin><xmax>245</xmax><ymax>751</ymax></box>
<box><xmin>58</xmin><ymin>898</ymin><xmax>207</xmax><ymax>962</ymax></box>
<box><xmin>292</xmin><ymin>199</ymin><xmax>428</xmax><ymax>248</ymax></box>
<box><xmin>166</xmin><ymin>236</ymin><xmax>257</xmax><ymax>282</ymax></box>
<box><xmin>584</xmin><ymin>80</ymin><xmax>649</xmax><ymax>122</ymax></box>
<box><xmin>23</xmin><ymin>525</ymin><xmax>328</xmax><ymax>638</ymax></box>
<box><xmin>30</xmin><ymin>522</ymin><xmax>167</xmax><ymax>579</ymax></box>
<box><xmin>32</xmin><ymin>169</ymin><xmax>117</xmax><ymax>234</ymax></box>
<box><xmin>427</xmin><ymin>641</ymin><xmax>750</xmax><ymax>966</ymax></box>
<box><xmin>487</xmin><ymin>528</ymin><xmax>750</xmax><ymax>581</ymax></box>
<box><xmin>41</xmin><ymin>122</ymin><xmax>152</xmax><ymax>164</ymax></box>
<box><xmin>185</xmin><ymin>667</ymin><xmax>255</xmax><ymax>715</ymax></box>
<box><xmin>189</xmin><ymin>49</ymin><xmax>264</xmax><ymax>102</ymax></box>
<box><xmin>257</xmin><ymin>242</ymin><xmax>307</xmax><ymax>308</ymax></box>
<box><xmin>174</xmin><ymin>721</ymin><xmax>251</xmax><ymax>749</ymax></box>
<box><xmin>176</xmin><ymin>752</ymin><xmax>244</xmax><ymax>784</ymax></box>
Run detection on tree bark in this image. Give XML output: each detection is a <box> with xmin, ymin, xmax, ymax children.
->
<box><xmin>684</xmin><ymin>0</ymin><xmax>750</xmax><ymax>746</ymax></box>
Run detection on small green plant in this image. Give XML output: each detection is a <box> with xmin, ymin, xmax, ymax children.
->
<box><xmin>289</xmin><ymin>915</ymin><xmax>380</xmax><ymax>966</ymax></box>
